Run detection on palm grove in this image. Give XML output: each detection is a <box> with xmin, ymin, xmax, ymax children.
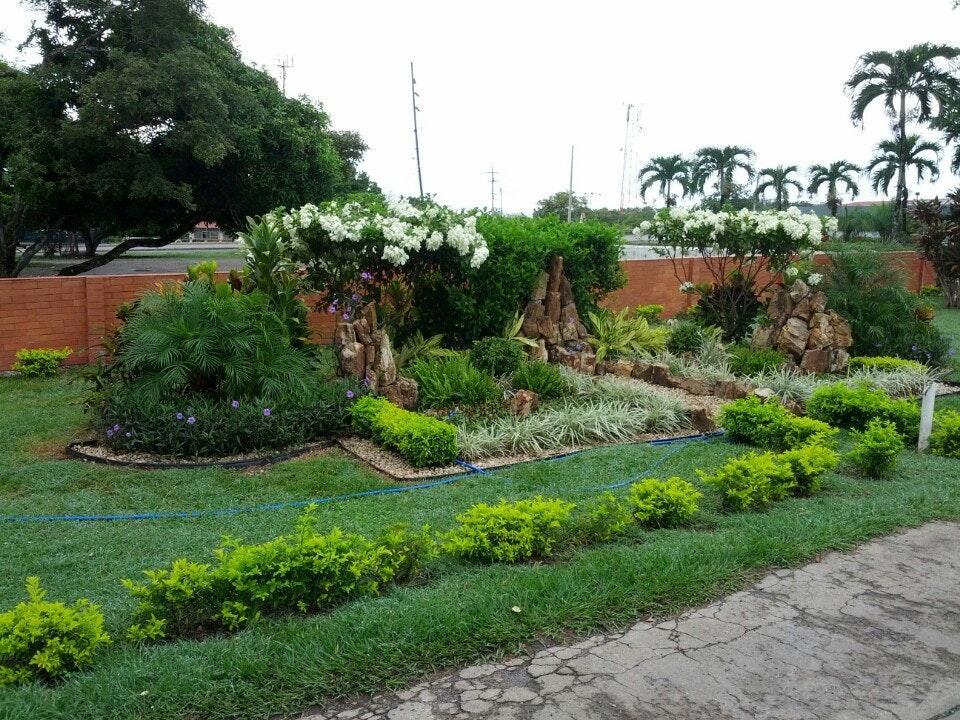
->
<box><xmin>0</xmin><ymin>0</ymin><xmax>375</xmax><ymax>278</ymax></box>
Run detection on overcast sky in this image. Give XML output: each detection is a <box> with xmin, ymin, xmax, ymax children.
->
<box><xmin>3</xmin><ymin>0</ymin><xmax>960</xmax><ymax>213</ymax></box>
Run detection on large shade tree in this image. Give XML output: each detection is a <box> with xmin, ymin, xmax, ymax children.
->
<box><xmin>866</xmin><ymin>135</ymin><xmax>941</xmax><ymax>210</ymax></box>
<box><xmin>754</xmin><ymin>165</ymin><xmax>803</xmax><ymax>211</ymax></box>
<box><xmin>847</xmin><ymin>43</ymin><xmax>960</xmax><ymax>235</ymax></box>
<box><xmin>807</xmin><ymin>161</ymin><xmax>861</xmax><ymax>216</ymax></box>
<box><xmin>1</xmin><ymin>0</ymin><xmax>366</xmax><ymax>277</ymax></box>
<box><xmin>638</xmin><ymin>155</ymin><xmax>690</xmax><ymax>207</ymax></box>
<box><xmin>691</xmin><ymin>146</ymin><xmax>754</xmax><ymax>205</ymax></box>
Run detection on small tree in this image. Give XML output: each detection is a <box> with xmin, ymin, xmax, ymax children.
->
<box><xmin>913</xmin><ymin>188</ymin><xmax>960</xmax><ymax>308</ymax></box>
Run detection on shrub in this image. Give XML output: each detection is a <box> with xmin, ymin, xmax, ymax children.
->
<box><xmin>666</xmin><ymin>320</ymin><xmax>706</xmax><ymax>355</ymax></box>
<box><xmin>11</xmin><ymin>347</ymin><xmax>73</xmax><ymax>377</ymax></box>
<box><xmin>847</xmin><ymin>419</ymin><xmax>904</xmax><ymax>478</ymax></box>
<box><xmin>408</xmin><ymin>355</ymin><xmax>500</xmax><ymax>410</ymax></box>
<box><xmin>442</xmin><ymin>497</ymin><xmax>575</xmax><ymax>563</ymax></box>
<box><xmin>125</xmin><ymin>511</ymin><xmax>435</xmax><ymax>638</ymax></box>
<box><xmin>351</xmin><ymin>397</ymin><xmax>458</xmax><ymax>467</ymax></box>
<box><xmin>511</xmin><ymin>361</ymin><xmax>564</xmax><ymax>399</ymax></box>
<box><xmin>848</xmin><ymin>356</ymin><xmax>926</xmax><ymax>373</ymax></box>
<box><xmin>779</xmin><ymin>444</ymin><xmax>840</xmax><ymax>495</ymax></box>
<box><xmin>102</xmin><ymin>378</ymin><xmax>364</xmax><ymax>457</ymax></box>
<box><xmin>806</xmin><ymin>383</ymin><xmax>919</xmax><ymax>437</ymax></box>
<box><xmin>627</xmin><ymin>477</ymin><xmax>701</xmax><ymax>527</ymax></box>
<box><xmin>729</xmin><ymin>345</ymin><xmax>785</xmax><ymax>376</ymax></box>
<box><xmin>634</xmin><ymin>304</ymin><xmax>665</xmax><ymax>323</ymax></box>
<box><xmin>697</xmin><ymin>451</ymin><xmax>796</xmax><ymax>512</ymax></box>
<box><xmin>718</xmin><ymin>397</ymin><xmax>836</xmax><ymax>451</ymax></box>
<box><xmin>469</xmin><ymin>337</ymin><xmax>526</xmax><ymax>377</ymax></box>
<box><xmin>0</xmin><ymin>577</ymin><xmax>110</xmax><ymax>686</ymax></box>
<box><xmin>930</xmin><ymin>410</ymin><xmax>960</xmax><ymax>459</ymax></box>
<box><xmin>587</xmin><ymin>308</ymin><xmax>669</xmax><ymax>361</ymax></box>
<box><xmin>575</xmin><ymin>493</ymin><xmax>633</xmax><ymax>543</ymax></box>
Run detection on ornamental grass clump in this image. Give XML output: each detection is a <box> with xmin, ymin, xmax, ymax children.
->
<box><xmin>469</xmin><ymin>337</ymin><xmax>526</xmax><ymax>377</ymax></box>
<box><xmin>847</xmin><ymin>419</ymin><xmax>904</xmax><ymax>478</ymax></box>
<box><xmin>511</xmin><ymin>361</ymin><xmax>564</xmax><ymax>399</ymax></box>
<box><xmin>627</xmin><ymin>477</ymin><xmax>702</xmax><ymax>527</ymax></box>
<box><xmin>408</xmin><ymin>355</ymin><xmax>501</xmax><ymax>411</ymax></box>
<box><xmin>0</xmin><ymin>578</ymin><xmax>110</xmax><ymax>686</ymax></box>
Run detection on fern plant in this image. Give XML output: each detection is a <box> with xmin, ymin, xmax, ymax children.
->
<box><xmin>502</xmin><ymin>312</ymin><xmax>538</xmax><ymax>348</ymax></box>
<box><xmin>394</xmin><ymin>332</ymin><xmax>448</xmax><ymax>371</ymax></box>
<box><xmin>587</xmin><ymin>308</ymin><xmax>668</xmax><ymax>361</ymax></box>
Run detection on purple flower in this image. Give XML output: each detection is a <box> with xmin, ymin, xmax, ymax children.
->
<box><xmin>327</xmin><ymin>304</ymin><xmax>337</xmax><ymax>314</ymax></box>
<box><xmin>231</xmin><ymin>400</ymin><xmax>240</xmax><ymax>409</ymax></box>
<box><xmin>361</xmin><ymin>272</ymin><xmax>372</xmax><ymax>282</ymax></box>
<box><xmin>362</xmin><ymin>378</ymin><xmax>371</xmax><ymax>387</ymax></box>
<box><xmin>106</xmin><ymin>428</ymin><xmax>114</xmax><ymax>438</ymax></box>
<box><xmin>263</xmin><ymin>408</ymin><xmax>272</xmax><ymax>417</ymax></box>
<box><xmin>125</xmin><ymin>431</ymin><xmax>132</xmax><ymax>438</ymax></box>
<box><xmin>187</xmin><ymin>416</ymin><xmax>196</xmax><ymax>425</ymax></box>
<box><xmin>176</xmin><ymin>412</ymin><xmax>184</xmax><ymax>421</ymax></box>
<box><xmin>342</xmin><ymin>313</ymin><xmax>351</xmax><ymax>321</ymax></box>
<box><xmin>112</xmin><ymin>424</ymin><xmax>120</xmax><ymax>432</ymax></box>
<box><xmin>351</xmin><ymin>293</ymin><xmax>360</xmax><ymax>302</ymax></box>
<box><xmin>346</xmin><ymin>390</ymin><xmax>355</xmax><ymax>399</ymax></box>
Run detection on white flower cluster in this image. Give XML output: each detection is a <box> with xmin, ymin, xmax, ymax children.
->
<box><xmin>646</xmin><ymin>206</ymin><xmax>836</xmax><ymax>246</ymax></box>
<box><xmin>679</xmin><ymin>281</ymin><xmax>696</xmax><ymax>293</ymax></box>
<box><xmin>278</xmin><ymin>197</ymin><xmax>489</xmax><ymax>269</ymax></box>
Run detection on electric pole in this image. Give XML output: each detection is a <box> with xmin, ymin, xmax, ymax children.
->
<box><xmin>410</xmin><ymin>61</ymin><xmax>425</xmax><ymax>200</ymax></box>
<box><xmin>567</xmin><ymin>145</ymin><xmax>575</xmax><ymax>223</ymax></box>
<box><xmin>276</xmin><ymin>56</ymin><xmax>294</xmax><ymax>96</ymax></box>
<box><xmin>483</xmin><ymin>167</ymin><xmax>499</xmax><ymax>213</ymax></box>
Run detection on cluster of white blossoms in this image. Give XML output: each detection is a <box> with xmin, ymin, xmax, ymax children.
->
<box><xmin>635</xmin><ymin>206</ymin><xmax>838</xmax><ymax>246</ymax></box>
<box><xmin>277</xmin><ymin>196</ymin><xmax>489</xmax><ymax>269</ymax></box>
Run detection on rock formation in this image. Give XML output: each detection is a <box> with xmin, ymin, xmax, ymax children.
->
<box><xmin>751</xmin><ymin>280</ymin><xmax>853</xmax><ymax>374</ymax></box>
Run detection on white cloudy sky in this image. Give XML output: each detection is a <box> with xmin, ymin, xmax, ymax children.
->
<box><xmin>2</xmin><ymin>0</ymin><xmax>960</xmax><ymax>213</ymax></box>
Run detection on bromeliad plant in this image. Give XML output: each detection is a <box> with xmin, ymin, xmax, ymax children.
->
<box><xmin>587</xmin><ymin>308</ymin><xmax>669</xmax><ymax>362</ymax></box>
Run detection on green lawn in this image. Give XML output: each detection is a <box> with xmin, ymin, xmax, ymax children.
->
<box><xmin>1</xmin><ymin>373</ymin><xmax>960</xmax><ymax>719</ymax></box>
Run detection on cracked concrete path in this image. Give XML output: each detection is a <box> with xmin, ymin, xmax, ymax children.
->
<box><xmin>302</xmin><ymin>522</ymin><xmax>960</xmax><ymax>720</ymax></box>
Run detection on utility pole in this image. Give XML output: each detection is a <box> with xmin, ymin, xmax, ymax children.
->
<box><xmin>483</xmin><ymin>167</ymin><xmax>499</xmax><ymax>213</ymax></box>
<box><xmin>410</xmin><ymin>61</ymin><xmax>424</xmax><ymax>200</ymax></box>
<box><xmin>499</xmin><ymin>187</ymin><xmax>504</xmax><ymax>215</ymax></box>
<box><xmin>619</xmin><ymin>104</ymin><xmax>633</xmax><ymax>211</ymax></box>
<box><xmin>567</xmin><ymin>145</ymin><xmax>575</xmax><ymax>223</ymax></box>
<box><xmin>276</xmin><ymin>56</ymin><xmax>294</xmax><ymax>96</ymax></box>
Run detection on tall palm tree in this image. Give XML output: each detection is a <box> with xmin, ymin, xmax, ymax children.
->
<box><xmin>866</xmin><ymin>135</ymin><xmax>941</xmax><ymax>222</ymax></box>
<box><xmin>691</xmin><ymin>146</ymin><xmax>754</xmax><ymax>205</ymax></box>
<box><xmin>638</xmin><ymin>155</ymin><xmax>689</xmax><ymax>207</ymax></box>
<box><xmin>807</xmin><ymin>161</ymin><xmax>862</xmax><ymax>216</ymax></box>
<box><xmin>846</xmin><ymin>43</ymin><xmax>959</xmax><ymax>234</ymax></box>
<box><xmin>754</xmin><ymin>166</ymin><xmax>804</xmax><ymax>211</ymax></box>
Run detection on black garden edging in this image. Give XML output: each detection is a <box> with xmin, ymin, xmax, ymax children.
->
<box><xmin>65</xmin><ymin>439</ymin><xmax>335</xmax><ymax>470</ymax></box>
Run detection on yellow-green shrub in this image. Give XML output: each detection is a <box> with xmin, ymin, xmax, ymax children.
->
<box><xmin>442</xmin><ymin>497</ymin><xmax>575</xmax><ymax>563</ymax></box>
<box><xmin>11</xmin><ymin>347</ymin><xmax>72</xmax><ymax>377</ymax></box>
<box><xmin>930</xmin><ymin>410</ymin><xmax>960</xmax><ymax>459</ymax></box>
<box><xmin>779</xmin><ymin>444</ymin><xmax>841</xmax><ymax>495</ymax></box>
<box><xmin>627</xmin><ymin>477</ymin><xmax>702</xmax><ymax>527</ymax></box>
<box><xmin>0</xmin><ymin>578</ymin><xmax>110</xmax><ymax>686</ymax></box>
<box><xmin>718</xmin><ymin>396</ymin><xmax>836</xmax><ymax>450</ymax></box>
<box><xmin>351</xmin><ymin>396</ymin><xmax>458</xmax><ymax>467</ymax></box>
<box><xmin>848</xmin><ymin>419</ymin><xmax>905</xmax><ymax>477</ymax></box>
<box><xmin>697</xmin><ymin>452</ymin><xmax>796</xmax><ymax>512</ymax></box>
<box><xmin>575</xmin><ymin>492</ymin><xmax>633</xmax><ymax>542</ymax></box>
<box><xmin>848</xmin><ymin>356</ymin><xmax>926</xmax><ymax>373</ymax></box>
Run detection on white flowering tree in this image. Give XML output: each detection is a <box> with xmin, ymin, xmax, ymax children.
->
<box><xmin>262</xmin><ymin>195</ymin><xmax>489</xmax><ymax>321</ymax></box>
<box><xmin>636</xmin><ymin>207</ymin><xmax>837</xmax><ymax>338</ymax></box>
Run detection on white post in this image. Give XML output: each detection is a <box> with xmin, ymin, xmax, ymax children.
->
<box><xmin>918</xmin><ymin>382</ymin><xmax>938</xmax><ymax>452</ymax></box>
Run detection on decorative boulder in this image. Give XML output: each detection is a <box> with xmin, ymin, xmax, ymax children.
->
<box><xmin>381</xmin><ymin>377</ymin><xmax>419</xmax><ymax>410</ymax></box>
<box><xmin>510</xmin><ymin>389</ymin><xmax>540</xmax><ymax>418</ymax></box>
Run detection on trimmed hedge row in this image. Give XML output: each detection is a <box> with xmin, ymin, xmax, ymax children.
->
<box><xmin>717</xmin><ymin>396</ymin><xmax>835</xmax><ymax>450</ymax></box>
<box><xmin>351</xmin><ymin>396</ymin><xmax>458</xmax><ymax>467</ymax></box>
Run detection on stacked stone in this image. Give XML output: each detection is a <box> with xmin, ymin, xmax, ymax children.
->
<box><xmin>751</xmin><ymin>280</ymin><xmax>853</xmax><ymax>374</ymax></box>
<box><xmin>520</xmin><ymin>256</ymin><xmax>596</xmax><ymax>374</ymax></box>
<box><xmin>334</xmin><ymin>303</ymin><xmax>418</xmax><ymax>409</ymax></box>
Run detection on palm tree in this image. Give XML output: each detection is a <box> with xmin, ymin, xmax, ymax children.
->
<box><xmin>866</xmin><ymin>135</ymin><xmax>941</xmax><ymax>222</ymax></box>
<box><xmin>846</xmin><ymin>43</ymin><xmax>959</xmax><ymax>234</ymax></box>
<box><xmin>691</xmin><ymin>146</ymin><xmax>754</xmax><ymax>205</ymax></box>
<box><xmin>754</xmin><ymin>166</ymin><xmax>804</xmax><ymax>211</ymax></box>
<box><xmin>638</xmin><ymin>155</ymin><xmax>689</xmax><ymax>207</ymax></box>
<box><xmin>807</xmin><ymin>161</ymin><xmax>862</xmax><ymax>216</ymax></box>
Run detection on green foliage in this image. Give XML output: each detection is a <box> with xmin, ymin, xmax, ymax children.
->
<box><xmin>779</xmin><ymin>444</ymin><xmax>841</xmax><ymax>495</ymax></box>
<box><xmin>718</xmin><ymin>397</ymin><xmax>836</xmax><ymax>450</ymax></box>
<box><xmin>11</xmin><ymin>347</ymin><xmax>72</xmax><ymax>377</ymax></box>
<box><xmin>728</xmin><ymin>345</ymin><xmax>785</xmax><ymax>376</ymax></box>
<box><xmin>666</xmin><ymin>320</ymin><xmax>708</xmax><ymax>355</ymax></box>
<box><xmin>510</xmin><ymin>361</ymin><xmax>565</xmax><ymax>399</ymax></box>
<box><xmin>847</xmin><ymin>420</ymin><xmax>904</xmax><ymax>478</ymax></box>
<box><xmin>627</xmin><ymin>477</ymin><xmax>702</xmax><ymax>527</ymax></box>
<box><xmin>587</xmin><ymin>308</ymin><xmax>669</xmax><ymax>361</ymax></box>
<box><xmin>408</xmin><ymin>355</ymin><xmax>500</xmax><ymax>410</ymax></box>
<box><xmin>441</xmin><ymin>497</ymin><xmax>575</xmax><ymax>563</ymax></box>
<box><xmin>351</xmin><ymin>397</ymin><xmax>458</xmax><ymax>467</ymax></box>
<box><xmin>574</xmin><ymin>493</ymin><xmax>633</xmax><ymax>543</ymax></box>
<box><xmin>186</xmin><ymin>260</ymin><xmax>218</xmax><ymax>283</ymax></box>
<box><xmin>469</xmin><ymin>337</ymin><xmax>526</xmax><ymax>377</ymax></box>
<box><xmin>697</xmin><ymin>452</ymin><xmax>796</xmax><ymax>512</ymax></box>
<box><xmin>394</xmin><ymin>332</ymin><xmax>449</xmax><ymax>371</ymax></box>
<box><xmin>634</xmin><ymin>304</ymin><xmax>665</xmax><ymax>323</ymax></box>
<box><xmin>806</xmin><ymin>382</ymin><xmax>920</xmax><ymax>437</ymax></box>
<box><xmin>0</xmin><ymin>577</ymin><xmax>110</xmax><ymax>686</ymax></box>
<box><xmin>124</xmin><ymin>510</ymin><xmax>435</xmax><ymax>638</ymax></box>
<box><xmin>930</xmin><ymin>410</ymin><xmax>960</xmax><ymax>459</ymax></box>
<box><xmin>848</xmin><ymin>356</ymin><xmax>926</xmax><ymax>372</ymax></box>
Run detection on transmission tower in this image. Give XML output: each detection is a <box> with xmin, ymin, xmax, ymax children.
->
<box><xmin>618</xmin><ymin>104</ymin><xmax>643</xmax><ymax>210</ymax></box>
<box><xmin>410</xmin><ymin>62</ymin><xmax>425</xmax><ymax>199</ymax></box>
<box><xmin>276</xmin><ymin>56</ymin><xmax>294</xmax><ymax>96</ymax></box>
<box><xmin>483</xmin><ymin>167</ymin><xmax>499</xmax><ymax>213</ymax></box>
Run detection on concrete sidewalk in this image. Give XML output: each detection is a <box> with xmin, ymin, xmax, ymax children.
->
<box><xmin>304</xmin><ymin>522</ymin><xmax>960</xmax><ymax>720</ymax></box>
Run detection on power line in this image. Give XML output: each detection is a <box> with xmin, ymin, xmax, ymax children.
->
<box><xmin>410</xmin><ymin>61</ymin><xmax>424</xmax><ymax>200</ymax></box>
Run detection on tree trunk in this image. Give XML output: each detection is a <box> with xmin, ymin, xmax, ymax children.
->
<box><xmin>828</xmin><ymin>187</ymin><xmax>838</xmax><ymax>217</ymax></box>
<box><xmin>666</xmin><ymin>179</ymin><xmax>672</xmax><ymax>207</ymax></box>
<box><xmin>57</xmin><ymin>218</ymin><xmax>200</xmax><ymax>276</ymax></box>
<box><xmin>895</xmin><ymin>91</ymin><xmax>908</xmax><ymax>238</ymax></box>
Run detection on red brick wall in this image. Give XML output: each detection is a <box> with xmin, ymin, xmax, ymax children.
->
<box><xmin>0</xmin><ymin>253</ymin><xmax>936</xmax><ymax>370</ymax></box>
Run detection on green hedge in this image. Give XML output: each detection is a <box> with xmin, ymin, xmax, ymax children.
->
<box><xmin>351</xmin><ymin>396</ymin><xmax>458</xmax><ymax>467</ymax></box>
<box><xmin>717</xmin><ymin>397</ymin><xmax>836</xmax><ymax>450</ymax></box>
<box><xmin>805</xmin><ymin>383</ymin><xmax>920</xmax><ymax>437</ymax></box>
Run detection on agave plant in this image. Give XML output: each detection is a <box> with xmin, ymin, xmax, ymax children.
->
<box><xmin>586</xmin><ymin>309</ymin><xmax>669</xmax><ymax>362</ymax></box>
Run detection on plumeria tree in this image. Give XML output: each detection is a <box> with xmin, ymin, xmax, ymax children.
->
<box><xmin>638</xmin><ymin>155</ymin><xmax>690</xmax><ymax>207</ymax></box>
<box><xmin>637</xmin><ymin>207</ymin><xmax>837</xmax><ymax>339</ymax></box>
<box><xmin>754</xmin><ymin>166</ymin><xmax>804</xmax><ymax>211</ymax></box>
<box><xmin>807</xmin><ymin>161</ymin><xmax>861</xmax><ymax>216</ymax></box>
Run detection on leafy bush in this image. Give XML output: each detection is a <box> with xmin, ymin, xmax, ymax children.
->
<box><xmin>124</xmin><ymin>510</ymin><xmax>435</xmax><ymax>638</ymax></box>
<box><xmin>575</xmin><ymin>493</ymin><xmax>633</xmax><ymax>543</ymax></box>
<box><xmin>394</xmin><ymin>332</ymin><xmax>448</xmax><ymax>371</ymax></box>
<box><xmin>469</xmin><ymin>337</ymin><xmax>526</xmax><ymax>377</ymax></box>
<box><xmin>634</xmin><ymin>304</ymin><xmax>665</xmax><ymax>323</ymax></box>
<box><xmin>408</xmin><ymin>355</ymin><xmax>500</xmax><ymax>410</ymax></box>
<box><xmin>697</xmin><ymin>452</ymin><xmax>796</xmax><ymax>512</ymax></box>
<box><xmin>587</xmin><ymin>308</ymin><xmax>669</xmax><ymax>361</ymax></box>
<box><xmin>351</xmin><ymin>397</ymin><xmax>458</xmax><ymax>467</ymax></box>
<box><xmin>0</xmin><ymin>577</ymin><xmax>110</xmax><ymax>686</ymax></box>
<box><xmin>102</xmin><ymin>378</ymin><xmax>363</xmax><ymax>457</ymax></box>
<box><xmin>779</xmin><ymin>444</ymin><xmax>840</xmax><ymax>495</ymax></box>
<box><xmin>848</xmin><ymin>356</ymin><xmax>926</xmax><ymax>373</ymax></box>
<box><xmin>441</xmin><ymin>497</ymin><xmax>575</xmax><ymax>563</ymax></box>
<box><xmin>666</xmin><ymin>320</ymin><xmax>707</xmax><ymax>355</ymax></box>
<box><xmin>729</xmin><ymin>345</ymin><xmax>785</xmax><ymax>376</ymax></box>
<box><xmin>930</xmin><ymin>410</ymin><xmax>960</xmax><ymax>459</ymax></box>
<box><xmin>511</xmin><ymin>361</ymin><xmax>564</xmax><ymax>399</ymax></box>
<box><xmin>627</xmin><ymin>477</ymin><xmax>701</xmax><ymax>527</ymax></box>
<box><xmin>11</xmin><ymin>347</ymin><xmax>73</xmax><ymax>377</ymax></box>
<box><xmin>806</xmin><ymin>383</ymin><xmax>919</xmax><ymax>437</ymax></box>
<box><xmin>847</xmin><ymin>419</ymin><xmax>904</xmax><ymax>478</ymax></box>
<box><xmin>718</xmin><ymin>397</ymin><xmax>836</xmax><ymax>450</ymax></box>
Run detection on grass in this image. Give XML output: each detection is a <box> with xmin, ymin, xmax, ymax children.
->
<box><xmin>1</xmin><ymin>373</ymin><xmax>960</xmax><ymax>719</ymax></box>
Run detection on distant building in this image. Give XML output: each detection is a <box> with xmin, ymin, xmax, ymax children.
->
<box><xmin>179</xmin><ymin>222</ymin><xmax>234</xmax><ymax>243</ymax></box>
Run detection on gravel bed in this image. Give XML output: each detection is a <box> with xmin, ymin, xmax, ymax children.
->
<box><xmin>67</xmin><ymin>439</ymin><xmax>332</xmax><ymax>469</ymax></box>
